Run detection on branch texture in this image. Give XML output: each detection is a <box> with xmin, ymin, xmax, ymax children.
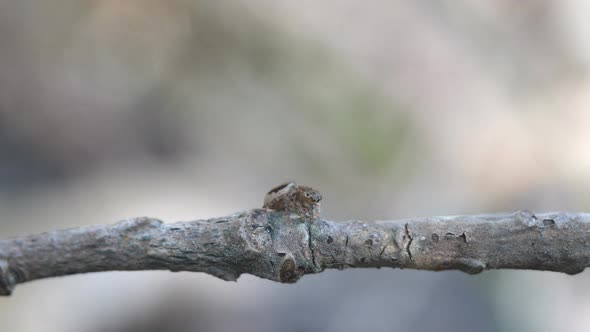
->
<box><xmin>1</xmin><ymin>209</ymin><xmax>589</xmax><ymax>295</ymax></box>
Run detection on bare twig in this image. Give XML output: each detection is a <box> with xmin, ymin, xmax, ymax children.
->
<box><xmin>1</xmin><ymin>204</ymin><xmax>589</xmax><ymax>295</ymax></box>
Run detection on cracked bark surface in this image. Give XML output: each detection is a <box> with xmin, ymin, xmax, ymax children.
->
<box><xmin>2</xmin><ymin>202</ymin><xmax>590</xmax><ymax>295</ymax></box>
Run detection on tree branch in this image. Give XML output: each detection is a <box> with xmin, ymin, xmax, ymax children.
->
<box><xmin>1</xmin><ymin>208</ymin><xmax>589</xmax><ymax>296</ymax></box>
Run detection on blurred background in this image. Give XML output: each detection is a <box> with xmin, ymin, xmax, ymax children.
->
<box><xmin>1</xmin><ymin>0</ymin><xmax>590</xmax><ymax>331</ymax></box>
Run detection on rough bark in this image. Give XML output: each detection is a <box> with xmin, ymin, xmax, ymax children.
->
<box><xmin>1</xmin><ymin>209</ymin><xmax>589</xmax><ymax>296</ymax></box>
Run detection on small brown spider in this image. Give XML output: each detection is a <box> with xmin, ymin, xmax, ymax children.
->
<box><xmin>263</xmin><ymin>182</ymin><xmax>322</xmax><ymax>219</ymax></box>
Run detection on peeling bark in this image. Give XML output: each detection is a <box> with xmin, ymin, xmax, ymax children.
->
<box><xmin>1</xmin><ymin>209</ymin><xmax>590</xmax><ymax>295</ymax></box>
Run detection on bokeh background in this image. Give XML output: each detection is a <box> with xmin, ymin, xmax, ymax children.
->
<box><xmin>1</xmin><ymin>1</ymin><xmax>590</xmax><ymax>331</ymax></box>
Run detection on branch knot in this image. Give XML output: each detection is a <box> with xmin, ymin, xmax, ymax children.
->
<box><xmin>0</xmin><ymin>260</ymin><xmax>15</xmax><ymax>296</ymax></box>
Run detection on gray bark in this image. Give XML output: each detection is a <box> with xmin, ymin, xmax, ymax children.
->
<box><xmin>1</xmin><ymin>209</ymin><xmax>589</xmax><ymax>296</ymax></box>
